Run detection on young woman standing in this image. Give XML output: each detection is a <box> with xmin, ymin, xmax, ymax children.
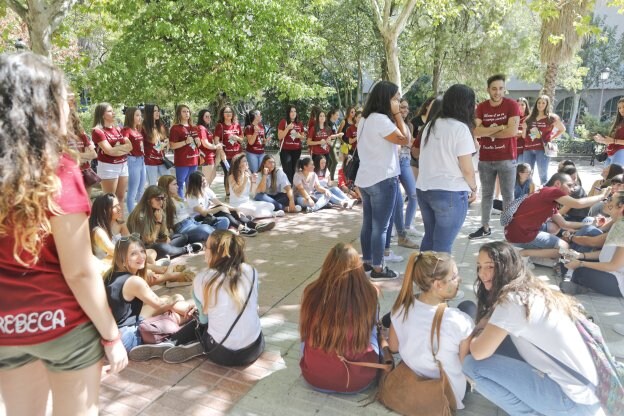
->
<box><xmin>169</xmin><ymin>105</ymin><xmax>200</xmax><ymax>198</ymax></box>
<box><xmin>0</xmin><ymin>52</ymin><xmax>127</xmax><ymax>415</ymax></box>
<box><xmin>277</xmin><ymin>106</ymin><xmax>305</xmax><ymax>184</ymax></box>
<box><xmin>215</xmin><ymin>105</ymin><xmax>244</xmax><ymax>197</ymax></box>
<box><xmin>326</xmin><ymin>108</ymin><xmax>341</xmax><ymax>181</ymax></box>
<box><xmin>92</xmin><ymin>102</ymin><xmax>133</xmax><ymax>217</ymax></box>
<box><xmin>594</xmin><ymin>97</ymin><xmax>624</xmax><ymax>166</ymax></box>
<box><xmin>398</xmin><ymin>98</ymin><xmax>419</xmax><ymax>233</ymax></box>
<box><xmin>307</xmin><ymin>110</ymin><xmax>344</xmax><ymax>168</ymax></box>
<box><xmin>244</xmin><ymin>109</ymin><xmax>267</xmax><ymax>174</ymax></box>
<box><xmin>122</xmin><ymin>107</ymin><xmax>147</xmax><ymax>213</ymax></box>
<box><xmin>516</xmin><ymin>97</ymin><xmax>530</xmax><ymax>164</ymax></box>
<box><xmin>143</xmin><ymin>104</ymin><xmax>169</xmax><ymax>186</ymax></box>
<box><xmin>196</xmin><ymin>109</ymin><xmax>225</xmax><ymax>187</ymax></box>
<box><xmin>523</xmin><ymin>95</ymin><xmax>566</xmax><ymax>185</ymax></box>
<box><xmin>66</xmin><ymin>101</ymin><xmax>97</xmax><ymax>193</ymax></box>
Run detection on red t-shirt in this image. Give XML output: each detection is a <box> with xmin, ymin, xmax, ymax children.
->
<box><xmin>92</xmin><ymin>126</ymin><xmax>127</xmax><ymax>164</ymax></box>
<box><xmin>278</xmin><ymin>119</ymin><xmax>303</xmax><ymax>151</ymax></box>
<box><xmin>198</xmin><ymin>125</ymin><xmax>216</xmax><ymax>165</ymax></box>
<box><xmin>121</xmin><ymin>127</ymin><xmax>145</xmax><ymax>157</ymax></box>
<box><xmin>67</xmin><ymin>133</ymin><xmax>93</xmax><ymax>170</ymax></box>
<box><xmin>143</xmin><ymin>129</ymin><xmax>165</xmax><ymax>166</ymax></box>
<box><xmin>307</xmin><ymin>118</ymin><xmax>315</xmax><ymax>135</ymax></box>
<box><xmin>215</xmin><ymin>123</ymin><xmax>243</xmax><ymax>160</ymax></box>
<box><xmin>476</xmin><ymin>98</ymin><xmax>521</xmax><ymax>161</ymax></box>
<box><xmin>0</xmin><ymin>155</ymin><xmax>91</xmax><ymax>346</ymax></box>
<box><xmin>516</xmin><ymin>137</ymin><xmax>525</xmax><ymax>156</ymax></box>
<box><xmin>345</xmin><ymin>125</ymin><xmax>358</xmax><ymax>152</ymax></box>
<box><xmin>525</xmin><ymin>116</ymin><xmax>556</xmax><ymax>151</ymax></box>
<box><xmin>169</xmin><ymin>124</ymin><xmax>199</xmax><ymax>167</ymax></box>
<box><xmin>607</xmin><ymin>124</ymin><xmax>624</xmax><ymax>156</ymax></box>
<box><xmin>308</xmin><ymin>126</ymin><xmax>331</xmax><ymax>155</ymax></box>
<box><xmin>244</xmin><ymin>124</ymin><xmax>266</xmax><ymax>154</ymax></box>
<box><xmin>504</xmin><ymin>186</ymin><xmax>567</xmax><ymax>243</ymax></box>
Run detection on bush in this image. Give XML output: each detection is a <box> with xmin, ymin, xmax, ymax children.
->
<box><xmin>575</xmin><ymin>114</ymin><xmax>612</xmax><ymax>141</ymax></box>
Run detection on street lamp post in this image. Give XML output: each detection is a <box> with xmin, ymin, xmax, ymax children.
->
<box><xmin>598</xmin><ymin>67</ymin><xmax>611</xmax><ymax>121</ymax></box>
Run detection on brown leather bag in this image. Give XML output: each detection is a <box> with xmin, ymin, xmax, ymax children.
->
<box><xmin>377</xmin><ymin>303</ymin><xmax>457</xmax><ymax>416</ymax></box>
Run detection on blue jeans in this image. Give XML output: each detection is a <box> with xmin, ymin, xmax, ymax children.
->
<box><xmin>513</xmin><ymin>223</ymin><xmax>562</xmax><ymax>249</ymax></box>
<box><xmin>246</xmin><ymin>152</ymin><xmax>265</xmax><ymax>174</ymax></box>
<box><xmin>174</xmin><ymin>216</ymin><xmax>228</xmax><ymax>244</ymax></box>
<box><xmin>360</xmin><ymin>177</ymin><xmax>398</xmax><ymax>267</ymax></box>
<box><xmin>295</xmin><ymin>193</ymin><xmax>330</xmax><ymax>211</ymax></box>
<box><xmin>255</xmin><ymin>192</ymin><xmax>289</xmax><ymax>211</ymax></box>
<box><xmin>523</xmin><ymin>149</ymin><xmax>549</xmax><ymax>185</ymax></box>
<box><xmin>399</xmin><ymin>156</ymin><xmax>418</xmax><ymax>228</ymax></box>
<box><xmin>328</xmin><ymin>187</ymin><xmax>349</xmax><ymax>204</ymax></box>
<box><xmin>463</xmin><ymin>354</ymin><xmax>601</xmax><ymax>416</ymax></box>
<box><xmin>607</xmin><ymin>148</ymin><xmax>624</xmax><ymax>166</ymax></box>
<box><xmin>126</xmin><ymin>156</ymin><xmax>146</xmax><ymax>213</ymax></box>
<box><xmin>386</xmin><ymin>183</ymin><xmax>406</xmax><ymax>250</ymax></box>
<box><xmin>120</xmin><ymin>324</ymin><xmax>142</xmax><ymax>352</ymax></box>
<box><xmin>416</xmin><ymin>189</ymin><xmax>468</xmax><ymax>253</ymax></box>
<box><xmin>516</xmin><ymin>153</ymin><xmax>525</xmax><ymax>164</ymax></box>
<box><xmin>146</xmin><ymin>164</ymin><xmax>170</xmax><ymax>186</ymax></box>
<box><xmin>570</xmin><ymin>225</ymin><xmax>603</xmax><ymax>253</ymax></box>
<box><xmin>175</xmin><ymin>165</ymin><xmax>198</xmax><ymax>198</ymax></box>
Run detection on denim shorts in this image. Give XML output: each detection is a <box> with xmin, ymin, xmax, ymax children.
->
<box><xmin>0</xmin><ymin>323</ymin><xmax>103</xmax><ymax>371</ymax></box>
<box><xmin>513</xmin><ymin>223</ymin><xmax>561</xmax><ymax>249</ymax></box>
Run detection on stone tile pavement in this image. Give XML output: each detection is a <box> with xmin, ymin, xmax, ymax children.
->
<box><xmin>2</xmin><ymin>159</ymin><xmax>622</xmax><ymax>416</ymax></box>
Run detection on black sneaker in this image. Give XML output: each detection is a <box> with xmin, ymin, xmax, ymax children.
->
<box><xmin>363</xmin><ymin>263</ymin><xmax>373</xmax><ymax>274</ymax></box>
<box><xmin>162</xmin><ymin>341</ymin><xmax>204</xmax><ymax>364</ymax></box>
<box><xmin>468</xmin><ymin>226</ymin><xmax>491</xmax><ymax>240</ymax></box>
<box><xmin>128</xmin><ymin>342</ymin><xmax>174</xmax><ymax>361</ymax></box>
<box><xmin>255</xmin><ymin>221</ymin><xmax>275</xmax><ymax>233</ymax></box>
<box><xmin>240</xmin><ymin>228</ymin><xmax>258</xmax><ymax>237</ymax></box>
<box><xmin>186</xmin><ymin>243</ymin><xmax>204</xmax><ymax>254</ymax></box>
<box><xmin>370</xmin><ymin>266</ymin><xmax>399</xmax><ymax>281</ymax></box>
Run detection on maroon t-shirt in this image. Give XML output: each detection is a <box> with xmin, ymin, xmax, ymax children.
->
<box><xmin>92</xmin><ymin>126</ymin><xmax>127</xmax><ymax>164</ymax></box>
<box><xmin>607</xmin><ymin>123</ymin><xmax>624</xmax><ymax>156</ymax></box>
<box><xmin>143</xmin><ymin>129</ymin><xmax>165</xmax><ymax>166</ymax></box>
<box><xmin>170</xmin><ymin>124</ymin><xmax>199</xmax><ymax>167</ymax></box>
<box><xmin>198</xmin><ymin>125</ymin><xmax>216</xmax><ymax>165</ymax></box>
<box><xmin>215</xmin><ymin>123</ymin><xmax>243</xmax><ymax>160</ymax></box>
<box><xmin>525</xmin><ymin>116</ymin><xmax>556</xmax><ymax>151</ymax></box>
<box><xmin>504</xmin><ymin>186</ymin><xmax>567</xmax><ymax>243</ymax></box>
<box><xmin>121</xmin><ymin>127</ymin><xmax>145</xmax><ymax>157</ymax></box>
<box><xmin>345</xmin><ymin>125</ymin><xmax>358</xmax><ymax>152</ymax></box>
<box><xmin>67</xmin><ymin>133</ymin><xmax>93</xmax><ymax>170</ymax></box>
<box><xmin>0</xmin><ymin>155</ymin><xmax>91</xmax><ymax>346</ymax></box>
<box><xmin>278</xmin><ymin>119</ymin><xmax>303</xmax><ymax>151</ymax></box>
<box><xmin>476</xmin><ymin>98</ymin><xmax>521</xmax><ymax>161</ymax></box>
<box><xmin>309</xmin><ymin>126</ymin><xmax>331</xmax><ymax>155</ymax></box>
<box><xmin>244</xmin><ymin>124</ymin><xmax>266</xmax><ymax>154</ymax></box>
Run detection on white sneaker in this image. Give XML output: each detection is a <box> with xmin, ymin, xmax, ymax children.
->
<box><xmin>273</xmin><ymin>210</ymin><xmax>285</xmax><ymax>217</ymax></box>
<box><xmin>405</xmin><ymin>226</ymin><xmax>424</xmax><ymax>237</ymax></box>
<box><xmin>384</xmin><ymin>250</ymin><xmax>404</xmax><ymax>263</ymax></box>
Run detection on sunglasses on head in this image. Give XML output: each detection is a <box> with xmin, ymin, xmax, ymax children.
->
<box><xmin>116</xmin><ymin>233</ymin><xmax>141</xmax><ymax>245</ymax></box>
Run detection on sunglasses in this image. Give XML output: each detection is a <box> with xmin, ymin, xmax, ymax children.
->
<box><xmin>116</xmin><ymin>233</ymin><xmax>141</xmax><ymax>245</ymax></box>
<box><xmin>153</xmin><ymin>196</ymin><xmax>166</xmax><ymax>201</ymax></box>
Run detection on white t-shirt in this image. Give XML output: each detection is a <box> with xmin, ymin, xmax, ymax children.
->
<box><xmin>354</xmin><ymin>113</ymin><xmax>400</xmax><ymax>188</ymax></box>
<box><xmin>601</xmin><ymin>218</ymin><xmax>624</xmax><ymax>296</ymax></box>
<box><xmin>293</xmin><ymin>172</ymin><xmax>320</xmax><ymax>196</ymax></box>
<box><xmin>490</xmin><ymin>294</ymin><xmax>599</xmax><ymax>405</ymax></box>
<box><xmin>192</xmin><ymin>263</ymin><xmax>261</xmax><ymax>350</ymax></box>
<box><xmin>172</xmin><ymin>198</ymin><xmax>191</xmax><ymax>225</ymax></box>
<box><xmin>259</xmin><ymin>169</ymin><xmax>290</xmax><ymax>194</ymax></box>
<box><xmin>185</xmin><ymin>189</ymin><xmax>217</xmax><ymax>217</ymax></box>
<box><xmin>416</xmin><ymin>118</ymin><xmax>476</xmax><ymax>192</ymax></box>
<box><xmin>391</xmin><ymin>300</ymin><xmax>474</xmax><ymax>409</ymax></box>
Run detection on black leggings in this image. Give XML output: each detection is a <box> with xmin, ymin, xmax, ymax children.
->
<box><xmin>572</xmin><ymin>267</ymin><xmax>622</xmax><ymax>297</ymax></box>
<box><xmin>280</xmin><ymin>149</ymin><xmax>301</xmax><ymax>184</ymax></box>
<box><xmin>221</xmin><ymin>158</ymin><xmax>233</xmax><ymax>195</ymax></box>
<box><xmin>327</xmin><ymin>147</ymin><xmax>338</xmax><ymax>181</ymax></box>
<box><xmin>147</xmin><ymin>233</ymin><xmax>189</xmax><ymax>260</ymax></box>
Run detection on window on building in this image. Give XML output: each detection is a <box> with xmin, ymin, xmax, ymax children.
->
<box><xmin>555</xmin><ymin>97</ymin><xmax>588</xmax><ymax>125</ymax></box>
<box><xmin>602</xmin><ymin>96</ymin><xmax>623</xmax><ymax>122</ymax></box>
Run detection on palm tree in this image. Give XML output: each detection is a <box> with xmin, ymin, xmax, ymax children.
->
<box><xmin>539</xmin><ymin>0</ymin><xmax>591</xmax><ymax>101</ymax></box>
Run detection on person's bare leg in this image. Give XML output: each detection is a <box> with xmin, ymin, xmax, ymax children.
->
<box><xmin>519</xmin><ymin>248</ymin><xmax>561</xmax><ymax>259</ymax></box>
<box><xmin>115</xmin><ymin>176</ymin><xmax>129</xmax><ymax>219</ymax></box>
<box><xmin>202</xmin><ymin>164</ymin><xmax>217</xmax><ymax>186</ymax></box>
<box><xmin>0</xmin><ymin>360</ymin><xmax>50</xmax><ymax>415</ymax></box>
<box><xmin>100</xmin><ymin>178</ymin><xmax>118</xmax><ymax>196</ymax></box>
<box><xmin>48</xmin><ymin>361</ymin><xmax>102</xmax><ymax>416</ymax></box>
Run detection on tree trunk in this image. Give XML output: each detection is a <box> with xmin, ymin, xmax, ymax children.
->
<box><xmin>382</xmin><ymin>34</ymin><xmax>401</xmax><ymax>92</ymax></box>
<box><xmin>26</xmin><ymin>13</ymin><xmax>53</xmax><ymax>58</ymax></box>
<box><xmin>357</xmin><ymin>58</ymin><xmax>363</xmax><ymax>105</ymax></box>
<box><xmin>541</xmin><ymin>62</ymin><xmax>559</xmax><ymax>102</ymax></box>
<box><xmin>568</xmin><ymin>92</ymin><xmax>582</xmax><ymax>137</ymax></box>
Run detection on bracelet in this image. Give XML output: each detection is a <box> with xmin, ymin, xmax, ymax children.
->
<box><xmin>100</xmin><ymin>332</ymin><xmax>121</xmax><ymax>347</ymax></box>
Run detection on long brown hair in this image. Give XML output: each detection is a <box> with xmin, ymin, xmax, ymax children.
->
<box><xmin>230</xmin><ymin>153</ymin><xmax>247</xmax><ymax>185</ymax></box>
<box><xmin>392</xmin><ymin>251</ymin><xmax>453</xmax><ymax>321</ymax></box>
<box><xmin>0</xmin><ymin>52</ymin><xmax>67</xmax><ymax>266</ymax></box>
<box><xmin>610</xmin><ymin>97</ymin><xmax>624</xmax><ymax>136</ymax></box>
<box><xmin>127</xmin><ymin>185</ymin><xmax>169</xmax><ymax>244</ymax></box>
<box><xmin>173</xmin><ymin>104</ymin><xmax>192</xmax><ymax>126</ymax></box>
<box><xmin>201</xmin><ymin>230</ymin><xmax>248</xmax><ymax>312</ymax></box>
<box><xmin>157</xmin><ymin>175</ymin><xmax>180</xmax><ymax>231</ymax></box>
<box><xmin>123</xmin><ymin>107</ymin><xmax>141</xmax><ymax>130</ymax></box>
<box><xmin>526</xmin><ymin>94</ymin><xmax>553</xmax><ymax>126</ymax></box>
<box><xmin>259</xmin><ymin>155</ymin><xmax>279</xmax><ymax>194</ymax></box>
<box><xmin>104</xmin><ymin>234</ymin><xmax>147</xmax><ymax>282</ymax></box>
<box><xmin>299</xmin><ymin>243</ymin><xmax>377</xmax><ymax>354</ymax></box>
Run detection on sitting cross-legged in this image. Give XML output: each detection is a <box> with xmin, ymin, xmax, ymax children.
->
<box><xmin>293</xmin><ymin>157</ymin><xmax>333</xmax><ymax>212</ymax></box>
<box><xmin>254</xmin><ymin>154</ymin><xmax>301</xmax><ymax>213</ymax></box>
<box><xmin>229</xmin><ymin>153</ymin><xmax>281</xmax><ymax>218</ymax></box>
<box><xmin>314</xmin><ymin>155</ymin><xmax>356</xmax><ymax>209</ymax></box>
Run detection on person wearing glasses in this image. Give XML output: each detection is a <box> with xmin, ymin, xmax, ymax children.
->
<box><xmin>387</xmin><ymin>251</ymin><xmax>474</xmax><ymax>410</ymax></box>
<box><xmin>464</xmin><ymin>241</ymin><xmax>603</xmax><ymax>415</ymax></box>
<box><xmin>0</xmin><ymin>52</ymin><xmax>127</xmax><ymax>415</ymax></box>
<box><xmin>504</xmin><ymin>172</ymin><xmax>610</xmax><ymax>262</ymax></box>
<box><xmin>215</xmin><ymin>105</ymin><xmax>244</xmax><ymax>198</ymax></box>
<box><xmin>127</xmin><ymin>185</ymin><xmax>197</xmax><ymax>260</ymax></box>
<box><xmin>103</xmin><ymin>234</ymin><xmax>197</xmax><ymax>360</ymax></box>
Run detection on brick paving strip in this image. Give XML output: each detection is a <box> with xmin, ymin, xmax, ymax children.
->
<box><xmin>1</xmin><ymin>160</ymin><xmax>622</xmax><ymax>416</ymax></box>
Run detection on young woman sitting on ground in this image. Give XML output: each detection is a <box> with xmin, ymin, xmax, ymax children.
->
<box><xmin>388</xmin><ymin>251</ymin><xmax>474</xmax><ymax>409</ymax></box>
<box><xmin>127</xmin><ymin>185</ymin><xmax>197</xmax><ymax>260</ymax></box>
<box><xmin>588</xmin><ymin>163</ymin><xmax>623</xmax><ymax>197</ymax></box>
<box><xmin>493</xmin><ymin>163</ymin><xmax>535</xmax><ymax>211</ymax></box>
<box><xmin>254</xmin><ymin>154</ymin><xmax>301</xmax><ymax>213</ymax></box>
<box><xmin>103</xmin><ymin>234</ymin><xmax>196</xmax><ymax>361</ymax></box>
<box><xmin>299</xmin><ymin>243</ymin><xmax>380</xmax><ymax>393</ymax></box>
<box><xmin>464</xmin><ymin>241</ymin><xmax>603</xmax><ymax>415</ymax></box>
<box><xmin>293</xmin><ymin>157</ymin><xmax>333</xmax><ymax>212</ymax></box>
<box><xmin>229</xmin><ymin>153</ymin><xmax>282</xmax><ymax>218</ymax></box>
<box><xmin>313</xmin><ymin>155</ymin><xmax>356</xmax><ymax>209</ymax></box>
<box><xmin>162</xmin><ymin>230</ymin><xmax>265</xmax><ymax>366</ymax></box>
<box><xmin>185</xmin><ymin>171</ymin><xmax>275</xmax><ymax>237</ymax></box>
<box><xmin>158</xmin><ymin>174</ymin><xmax>229</xmax><ymax>244</ymax></box>
<box><xmin>90</xmin><ymin>193</ymin><xmax>193</xmax><ymax>286</ymax></box>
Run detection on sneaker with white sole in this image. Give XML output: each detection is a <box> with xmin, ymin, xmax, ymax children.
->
<box><xmin>398</xmin><ymin>236</ymin><xmax>419</xmax><ymax>249</ymax></box>
<box><xmin>384</xmin><ymin>251</ymin><xmax>404</xmax><ymax>263</ymax></box>
<box><xmin>129</xmin><ymin>342</ymin><xmax>175</xmax><ymax>361</ymax></box>
<box><xmin>273</xmin><ymin>210</ymin><xmax>285</xmax><ymax>217</ymax></box>
<box><xmin>240</xmin><ymin>228</ymin><xmax>258</xmax><ymax>237</ymax></box>
<box><xmin>363</xmin><ymin>263</ymin><xmax>373</xmax><ymax>275</ymax></box>
<box><xmin>162</xmin><ymin>341</ymin><xmax>205</xmax><ymax>363</ymax></box>
<box><xmin>255</xmin><ymin>221</ymin><xmax>275</xmax><ymax>232</ymax></box>
<box><xmin>370</xmin><ymin>266</ymin><xmax>399</xmax><ymax>281</ymax></box>
<box><xmin>468</xmin><ymin>226</ymin><xmax>491</xmax><ymax>240</ymax></box>
<box><xmin>405</xmin><ymin>226</ymin><xmax>424</xmax><ymax>237</ymax></box>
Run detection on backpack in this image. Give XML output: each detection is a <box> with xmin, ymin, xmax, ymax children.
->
<box><xmin>500</xmin><ymin>194</ymin><xmax>529</xmax><ymax>227</ymax></box>
<box><xmin>343</xmin><ymin>150</ymin><xmax>360</xmax><ymax>182</ymax></box>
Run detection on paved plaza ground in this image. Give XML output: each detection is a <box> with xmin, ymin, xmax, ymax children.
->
<box><xmin>1</xmin><ymin>159</ymin><xmax>623</xmax><ymax>416</ymax></box>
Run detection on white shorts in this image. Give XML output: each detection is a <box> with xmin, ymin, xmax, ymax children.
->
<box><xmin>97</xmin><ymin>161</ymin><xmax>129</xmax><ymax>180</ymax></box>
